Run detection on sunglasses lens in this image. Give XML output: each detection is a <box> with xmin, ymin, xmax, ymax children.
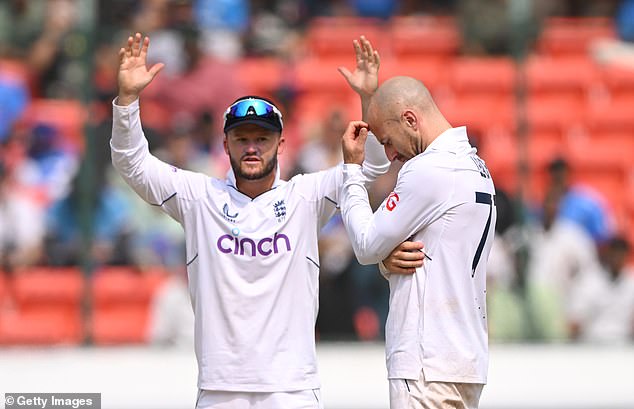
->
<box><xmin>228</xmin><ymin>100</ymin><xmax>274</xmax><ymax>118</ymax></box>
<box><xmin>223</xmin><ymin>98</ymin><xmax>283</xmax><ymax>132</ymax></box>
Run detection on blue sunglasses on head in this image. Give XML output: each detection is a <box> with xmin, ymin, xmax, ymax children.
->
<box><xmin>223</xmin><ymin>98</ymin><xmax>284</xmax><ymax>131</ymax></box>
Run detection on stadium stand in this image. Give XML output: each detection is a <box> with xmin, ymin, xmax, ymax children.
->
<box><xmin>0</xmin><ymin>267</ymin><xmax>83</xmax><ymax>345</ymax></box>
<box><xmin>2</xmin><ymin>6</ymin><xmax>633</xmax><ymax>345</ymax></box>
<box><xmin>536</xmin><ymin>17</ymin><xmax>617</xmax><ymax>56</ymax></box>
<box><xmin>91</xmin><ymin>266</ymin><xmax>167</xmax><ymax>345</ymax></box>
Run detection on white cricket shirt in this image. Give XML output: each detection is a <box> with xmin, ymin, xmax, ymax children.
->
<box><xmin>341</xmin><ymin>126</ymin><xmax>496</xmax><ymax>384</ymax></box>
<box><xmin>110</xmin><ymin>99</ymin><xmax>389</xmax><ymax>392</ymax></box>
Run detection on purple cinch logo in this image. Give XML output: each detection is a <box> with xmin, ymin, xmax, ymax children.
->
<box><xmin>217</xmin><ymin>231</ymin><xmax>291</xmax><ymax>256</ymax></box>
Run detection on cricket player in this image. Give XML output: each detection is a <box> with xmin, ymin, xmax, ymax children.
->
<box><xmin>340</xmin><ymin>76</ymin><xmax>497</xmax><ymax>409</ymax></box>
<box><xmin>111</xmin><ymin>33</ymin><xmax>390</xmax><ymax>408</ymax></box>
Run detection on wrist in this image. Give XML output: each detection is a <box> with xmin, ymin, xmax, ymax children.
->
<box><xmin>116</xmin><ymin>93</ymin><xmax>139</xmax><ymax>106</ymax></box>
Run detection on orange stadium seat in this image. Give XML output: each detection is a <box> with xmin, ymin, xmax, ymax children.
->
<box><xmin>0</xmin><ymin>267</ymin><xmax>84</xmax><ymax>345</ymax></box>
<box><xmin>91</xmin><ymin>267</ymin><xmax>166</xmax><ymax>345</ymax></box>
<box><xmin>569</xmin><ymin>143</ymin><xmax>631</xmax><ymax>220</ymax></box>
<box><xmin>237</xmin><ymin>57</ymin><xmax>285</xmax><ymax>96</ymax></box>
<box><xmin>526</xmin><ymin>131</ymin><xmax>568</xmax><ymax>168</ymax></box>
<box><xmin>22</xmin><ymin>99</ymin><xmax>86</xmax><ymax>152</ymax></box>
<box><xmin>0</xmin><ymin>308</ymin><xmax>82</xmax><ymax>345</ymax></box>
<box><xmin>536</xmin><ymin>17</ymin><xmax>616</xmax><ymax>56</ymax></box>
<box><xmin>525</xmin><ymin>56</ymin><xmax>600</xmax><ymax>98</ymax></box>
<box><xmin>294</xmin><ymin>92</ymin><xmax>359</xmax><ymax>125</ymax></box>
<box><xmin>91</xmin><ymin>305</ymin><xmax>149</xmax><ymax>344</ymax></box>
<box><xmin>11</xmin><ymin>267</ymin><xmax>83</xmax><ymax>305</ymax></box>
<box><xmin>439</xmin><ymin>95</ymin><xmax>516</xmax><ymax>135</ymax></box>
<box><xmin>294</xmin><ymin>57</ymin><xmax>354</xmax><ymax>93</ymax></box>
<box><xmin>601</xmin><ymin>65</ymin><xmax>634</xmax><ymax>98</ymax></box>
<box><xmin>92</xmin><ymin>266</ymin><xmax>151</xmax><ymax>305</ymax></box>
<box><xmin>477</xmin><ymin>130</ymin><xmax>519</xmax><ymax>193</ymax></box>
<box><xmin>379</xmin><ymin>57</ymin><xmax>447</xmax><ymax>93</ymax></box>
<box><xmin>525</xmin><ymin>95</ymin><xmax>585</xmax><ymax>134</ymax></box>
<box><xmin>586</xmin><ymin>96</ymin><xmax>634</xmax><ymax>132</ymax></box>
<box><xmin>585</xmin><ymin>131</ymin><xmax>634</xmax><ymax>148</ymax></box>
<box><xmin>305</xmin><ymin>17</ymin><xmax>385</xmax><ymax>57</ymax></box>
<box><xmin>390</xmin><ymin>16</ymin><xmax>460</xmax><ymax>58</ymax></box>
<box><xmin>449</xmin><ymin>57</ymin><xmax>517</xmax><ymax>96</ymax></box>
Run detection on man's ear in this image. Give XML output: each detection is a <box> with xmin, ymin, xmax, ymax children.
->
<box><xmin>277</xmin><ymin>134</ymin><xmax>286</xmax><ymax>155</ymax></box>
<box><xmin>223</xmin><ymin>136</ymin><xmax>229</xmax><ymax>155</ymax></box>
<box><xmin>402</xmin><ymin>110</ymin><xmax>418</xmax><ymax>130</ymax></box>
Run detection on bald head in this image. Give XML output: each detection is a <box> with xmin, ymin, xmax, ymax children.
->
<box><xmin>366</xmin><ymin>76</ymin><xmax>451</xmax><ymax>160</ymax></box>
<box><xmin>368</xmin><ymin>76</ymin><xmax>436</xmax><ymax>120</ymax></box>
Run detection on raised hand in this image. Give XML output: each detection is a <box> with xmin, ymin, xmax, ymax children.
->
<box><xmin>382</xmin><ymin>241</ymin><xmax>426</xmax><ymax>275</ymax></box>
<box><xmin>117</xmin><ymin>33</ymin><xmax>164</xmax><ymax>106</ymax></box>
<box><xmin>338</xmin><ymin>35</ymin><xmax>381</xmax><ymax>99</ymax></box>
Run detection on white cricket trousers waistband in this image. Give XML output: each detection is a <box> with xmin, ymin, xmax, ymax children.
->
<box><xmin>195</xmin><ymin>389</ymin><xmax>323</xmax><ymax>409</ymax></box>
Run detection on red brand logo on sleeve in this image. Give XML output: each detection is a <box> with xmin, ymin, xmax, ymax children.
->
<box><xmin>386</xmin><ymin>192</ymin><xmax>400</xmax><ymax>211</ymax></box>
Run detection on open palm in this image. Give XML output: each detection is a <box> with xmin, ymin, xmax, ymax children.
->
<box><xmin>117</xmin><ymin>33</ymin><xmax>164</xmax><ymax>102</ymax></box>
<box><xmin>338</xmin><ymin>36</ymin><xmax>381</xmax><ymax>98</ymax></box>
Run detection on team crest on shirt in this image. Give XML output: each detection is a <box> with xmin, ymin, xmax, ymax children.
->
<box><xmin>273</xmin><ymin>200</ymin><xmax>286</xmax><ymax>222</ymax></box>
<box><xmin>222</xmin><ymin>203</ymin><xmax>239</xmax><ymax>223</ymax></box>
<box><xmin>385</xmin><ymin>192</ymin><xmax>400</xmax><ymax>212</ymax></box>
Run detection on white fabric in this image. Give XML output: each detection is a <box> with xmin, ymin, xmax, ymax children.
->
<box><xmin>0</xmin><ymin>194</ymin><xmax>44</xmax><ymax>258</ymax></box>
<box><xmin>196</xmin><ymin>389</ymin><xmax>323</xmax><ymax>409</ymax></box>
<box><xmin>389</xmin><ymin>370</ymin><xmax>483</xmax><ymax>409</ymax></box>
<box><xmin>527</xmin><ymin>220</ymin><xmax>600</xmax><ymax>298</ymax></box>
<box><xmin>341</xmin><ymin>127</ymin><xmax>496</xmax><ymax>384</ymax></box>
<box><xmin>568</xmin><ymin>267</ymin><xmax>634</xmax><ymax>343</ymax></box>
<box><xmin>110</xmin><ymin>99</ymin><xmax>389</xmax><ymax>392</ymax></box>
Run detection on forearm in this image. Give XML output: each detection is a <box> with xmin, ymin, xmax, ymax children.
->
<box><xmin>360</xmin><ymin>131</ymin><xmax>389</xmax><ymax>182</ymax></box>
<box><xmin>361</xmin><ymin>94</ymin><xmax>371</xmax><ymax>123</ymax></box>
<box><xmin>111</xmin><ymin>98</ymin><xmax>149</xmax><ymax>176</ymax></box>
<box><xmin>341</xmin><ymin>164</ymin><xmax>392</xmax><ymax>265</ymax></box>
<box><xmin>111</xmin><ymin>99</ymin><xmax>172</xmax><ymax>207</ymax></box>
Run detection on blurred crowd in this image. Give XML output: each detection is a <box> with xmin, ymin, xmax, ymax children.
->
<box><xmin>1</xmin><ymin>0</ymin><xmax>634</xmax><ymax>346</ymax></box>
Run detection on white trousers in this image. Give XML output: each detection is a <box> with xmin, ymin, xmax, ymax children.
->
<box><xmin>195</xmin><ymin>389</ymin><xmax>323</xmax><ymax>409</ymax></box>
<box><xmin>389</xmin><ymin>370</ymin><xmax>483</xmax><ymax>409</ymax></box>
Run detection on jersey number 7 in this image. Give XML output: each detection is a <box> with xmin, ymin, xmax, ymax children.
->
<box><xmin>472</xmin><ymin>192</ymin><xmax>494</xmax><ymax>278</ymax></box>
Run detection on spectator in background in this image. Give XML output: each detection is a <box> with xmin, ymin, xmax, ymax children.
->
<box><xmin>245</xmin><ymin>0</ymin><xmax>303</xmax><ymax>57</ymax></box>
<box><xmin>486</xmin><ymin>188</ymin><xmax>529</xmax><ymax>341</ymax></box>
<box><xmin>293</xmin><ymin>108</ymin><xmax>390</xmax><ymax>341</ymax></box>
<box><xmin>592</xmin><ymin>0</ymin><xmax>634</xmax><ymax>68</ymax></box>
<box><xmin>458</xmin><ymin>0</ymin><xmax>543</xmax><ymax>57</ymax></box>
<box><xmin>0</xmin><ymin>159</ymin><xmax>45</xmax><ymax>272</ymax></box>
<box><xmin>194</xmin><ymin>0</ymin><xmax>249</xmax><ymax>59</ymax></box>
<box><xmin>617</xmin><ymin>0</ymin><xmax>634</xmax><ymax>42</ymax></box>
<box><xmin>144</xmin><ymin>26</ymin><xmax>246</xmax><ymax>136</ymax></box>
<box><xmin>350</xmin><ymin>0</ymin><xmax>399</xmax><ymax>19</ymax></box>
<box><xmin>568</xmin><ymin>236</ymin><xmax>634</xmax><ymax>343</ymax></box>
<box><xmin>0</xmin><ymin>0</ymin><xmax>82</xmax><ymax>98</ymax></box>
<box><xmin>0</xmin><ymin>63</ymin><xmax>29</xmax><ymax>143</ymax></box>
<box><xmin>45</xmin><ymin>164</ymin><xmax>133</xmax><ymax>268</ymax></box>
<box><xmin>526</xmin><ymin>188</ymin><xmax>602</xmax><ymax>341</ymax></box>
<box><xmin>547</xmin><ymin>157</ymin><xmax>615</xmax><ymax>245</ymax></box>
<box><xmin>147</xmin><ymin>266</ymin><xmax>195</xmax><ymax>348</ymax></box>
<box><xmin>19</xmin><ymin>124</ymin><xmax>79</xmax><ymax>203</ymax></box>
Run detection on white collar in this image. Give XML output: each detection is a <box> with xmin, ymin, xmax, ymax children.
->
<box><xmin>426</xmin><ymin>126</ymin><xmax>470</xmax><ymax>153</ymax></box>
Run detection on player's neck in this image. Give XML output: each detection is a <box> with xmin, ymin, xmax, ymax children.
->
<box><xmin>236</xmin><ymin>173</ymin><xmax>276</xmax><ymax>199</ymax></box>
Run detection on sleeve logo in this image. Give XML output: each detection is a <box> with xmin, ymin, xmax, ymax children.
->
<box><xmin>386</xmin><ymin>192</ymin><xmax>400</xmax><ymax>211</ymax></box>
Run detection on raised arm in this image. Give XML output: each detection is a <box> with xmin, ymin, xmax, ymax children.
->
<box><xmin>338</xmin><ymin>36</ymin><xmax>388</xmax><ymax>181</ymax></box>
<box><xmin>111</xmin><ymin>33</ymin><xmax>207</xmax><ymax>223</ymax></box>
